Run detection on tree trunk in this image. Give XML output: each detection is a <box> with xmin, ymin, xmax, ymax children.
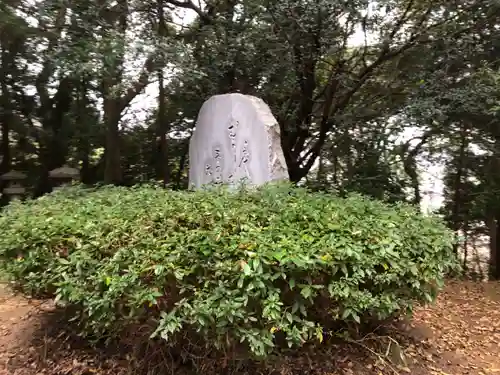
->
<box><xmin>175</xmin><ymin>143</ymin><xmax>189</xmax><ymax>190</ymax></box>
<box><xmin>316</xmin><ymin>152</ymin><xmax>326</xmax><ymax>187</ymax></box>
<box><xmin>0</xmin><ymin>79</ymin><xmax>11</xmax><ymax>175</ymax></box>
<box><xmin>0</xmin><ymin>44</ymin><xmax>13</xmax><ymax>205</ymax></box>
<box><xmin>100</xmin><ymin>0</ymin><xmax>129</xmax><ymax>185</ymax></box>
<box><xmin>490</xmin><ymin>134</ymin><xmax>500</xmax><ymax>280</ymax></box>
<box><xmin>34</xmin><ymin>78</ymin><xmax>73</xmax><ymax>196</ymax></box>
<box><xmin>450</xmin><ymin>124</ymin><xmax>468</xmax><ymax>254</ymax></box>
<box><xmin>155</xmin><ymin>68</ymin><xmax>170</xmax><ymax>185</ymax></box>
<box><xmin>103</xmin><ymin>102</ymin><xmax>123</xmax><ymax>184</ymax></box>
<box><xmin>488</xmin><ymin>215</ymin><xmax>499</xmax><ymax>280</ymax></box>
<box><xmin>0</xmin><ymin>95</ymin><xmax>11</xmax><ymax>206</ymax></box>
<box><xmin>487</xmin><ymin>132</ymin><xmax>500</xmax><ymax>279</ymax></box>
<box><xmin>155</xmin><ymin>0</ymin><xmax>170</xmax><ymax>186</ymax></box>
<box><xmin>402</xmin><ymin>156</ymin><xmax>421</xmax><ymax>205</ymax></box>
<box><xmin>76</xmin><ymin>77</ymin><xmax>92</xmax><ymax>184</ymax></box>
<box><xmin>0</xmin><ymin>115</ymin><xmax>9</xmax><ymax>174</ymax></box>
<box><xmin>462</xmin><ymin>219</ymin><xmax>469</xmax><ymax>270</ymax></box>
<box><xmin>492</xmin><ymin>216</ymin><xmax>500</xmax><ymax>280</ymax></box>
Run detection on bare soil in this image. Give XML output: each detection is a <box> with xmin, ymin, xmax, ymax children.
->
<box><xmin>0</xmin><ymin>280</ymin><xmax>498</xmax><ymax>375</ymax></box>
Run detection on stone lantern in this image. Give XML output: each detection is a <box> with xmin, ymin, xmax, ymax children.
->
<box><xmin>1</xmin><ymin>170</ymin><xmax>27</xmax><ymax>201</ymax></box>
<box><xmin>49</xmin><ymin>165</ymin><xmax>80</xmax><ymax>190</ymax></box>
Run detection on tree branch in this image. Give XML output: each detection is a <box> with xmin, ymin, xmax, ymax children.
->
<box><xmin>165</xmin><ymin>0</ymin><xmax>211</xmax><ymax>23</ymax></box>
<box><xmin>118</xmin><ymin>0</ymin><xmax>216</xmax><ymax>113</ymax></box>
<box><xmin>35</xmin><ymin>3</ymin><xmax>68</xmax><ymax>112</ymax></box>
<box><xmin>294</xmin><ymin>3</ymin><xmax>450</xmax><ymax>179</ymax></box>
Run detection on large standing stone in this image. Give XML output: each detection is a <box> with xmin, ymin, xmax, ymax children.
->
<box><xmin>188</xmin><ymin>93</ymin><xmax>288</xmax><ymax>189</ymax></box>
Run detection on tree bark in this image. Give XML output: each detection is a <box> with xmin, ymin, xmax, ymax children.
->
<box><xmin>0</xmin><ymin>47</ymin><xmax>12</xmax><ymax>177</ymax></box>
<box><xmin>32</xmin><ymin>3</ymin><xmax>71</xmax><ymax>196</ymax></box>
<box><xmin>490</xmin><ymin>134</ymin><xmax>500</xmax><ymax>279</ymax></box>
<box><xmin>488</xmin><ymin>215</ymin><xmax>499</xmax><ymax>280</ymax></box>
<box><xmin>492</xmin><ymin>216</ymin><xmax>500</xmax><ymax>280</ymax></box>
<box><xmin>76</xmin><ymin>77</ymin><xmax>92</xmax><ymax>184</ymax></box>
<box><xmin>0</xmin><ymin>47</ymin><xmax>12</xmax><ymax>206</ymax></box>
<box><xmin>101</xmin><ymin>0</ymin><xmax>128</xmax><ymax>184</ymax></box>
<box><xmin>155</xmin><ymin>0</ymin><xmax>170</xmax><ymax>186</ymax></box>
<box><xmin>450</xmin><ymin>124</ymin><xmax>468</xmax><ymax>254</ymax></box>
<box><xmin>103</xmin><ymin>101</ymin><xmax>123</xmax><ymax>184</ymax></box>
<box><xmin>35</xmin><ymin>77</ymin><xmax>73</xmax><ymax>196</ymax></box>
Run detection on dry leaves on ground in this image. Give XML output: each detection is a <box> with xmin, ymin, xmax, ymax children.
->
<box><xmin>0</xmin><ymin>280</ymin><xmax>498</xmax><ymax>375</ymax></box>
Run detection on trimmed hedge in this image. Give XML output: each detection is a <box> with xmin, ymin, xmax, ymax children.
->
<box><xmin>0</xmin><ymin>183</ymin><xmax>459</xmax><ymax>357</ymax></box>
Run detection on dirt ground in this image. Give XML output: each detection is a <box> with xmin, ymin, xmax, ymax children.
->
<box><xmin>0</xmin><ymin>280</ymin><xmax>498</xmax><ymax>375</ymax></box>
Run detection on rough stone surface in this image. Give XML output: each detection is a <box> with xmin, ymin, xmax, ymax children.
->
<box><xmin>0</xmin><ymin>170</ymin><xmax>27</xmax><ymax>181</ymax></box>
<box><xmin>188</xmin><ymin>93</ymin><xmax>288</xmax><ymax>189</ymax></box>
<box><xmin>49</xmin><ymin>166</ymin><xmax>79</xmax><ymax>179</ymax></box>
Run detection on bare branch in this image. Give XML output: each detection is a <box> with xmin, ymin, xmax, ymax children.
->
<box><xmin>117</xmin><ymin>0</ymin><xmax>217</xmax><ymax>113</ymax></box>
<box><xmin>165</xmin><ymin>0</ymin><xmax>211</xmax><ymax>23</ymax></box>
<box><xmin>119</xmin><ymin>56</ymin><xmax>156</xmax><ymax>112</ymax></box>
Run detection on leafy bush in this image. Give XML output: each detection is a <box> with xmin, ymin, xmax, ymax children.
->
<box><xmin>0</xmin><ymin>183</ymin><xmax>459</xmax><ymax>357</ymax></box>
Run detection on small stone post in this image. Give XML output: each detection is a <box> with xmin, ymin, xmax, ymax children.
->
<box><xmin>49</xmin><ymin>165</ymin><xmax>80</xmax><ymax>191</ymax></box>
<box><xmin>1</xmin><ymin>170</ymin><xmax>27</xmax><ymax>201</ymax></box>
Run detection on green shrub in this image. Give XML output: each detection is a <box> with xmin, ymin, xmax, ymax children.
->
<box><xmin>0</xmin><ymin>183</ymin><xmax>459</xmax><ymax>357</ymax></box>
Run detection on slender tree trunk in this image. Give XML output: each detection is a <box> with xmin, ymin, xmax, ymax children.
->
<box><xmin>490</xmin><ymin>134</ymin><xmax>500</xmax><ymax>280</ymax></box>
<box><xmin>400</xmin><ymin>131</ymin><xmax>439</xmax><ymax>207</ymax></box>
<box><xmin>316</xmin><ymin>152</ymin><xmax>326</xmax><ymax>187</ymax></box>
<box><xmin>0</xmin><ymin>86</ymin><xmax>11</xmax><ymax>175</ymax></box>
<box><xmin>463</xmin><ymin>219</ymin><xmax>469</xmax><ymax>270</ymax></box>
<box><xmin>403</xmin><ymin>156</ymin><xmax>421</xmax><ymax>205</ymax></box>
<box><xmin>0</xmin><ymin>91</ymin><xmax>11</xmax><ymax>206</ymax></box>
<box><xmin>488</xmin><ymin>215</ymin><xmax>499</xmax><ymax>279</ymax></box>
<box><xmin>1</xmin><ymin>45</ymin><xmax>13</xmax><ymax>205</ymax></box>
<box><xmin>103</xmin><ymin>102</ymin><xmax>123</xmax><ymax>184</ymax></box>
<box><xmin>76</xmin><ymin>77</ymin><xmax>92</xmax><ymax>184</ymax></box>
<box><xmin>154</xmin><ymin>0</ymin><xmax>170</xmax><ymax>185</ymax></box>
<box><xmin>0</xmin><ymin>117</ymin><xmax>9</xmax><ymax>174</ymax></box>
<box><xmin>156</xmin><ymin>67</ymin><xmax>170</xmax><ymax>185</ymax></box>
<box><xmin>175</xmin><ymin>143</ymin><xmax>189</xmax><ymax>190</ymax></box>
<box><xmin>492</xmin><ymin>216</ymin><xmax>500</xmax><ymax>280</ymax></box>
<box><xmin>34</xmin><ymin>78</ymin><xmax>73</xmax><ymax>196</ymax></box>
<box><xmin>450</xmin><ymin>124</ymin><xmax>468</xmax><ymax>254</ymax></box>
<box><xmin>486</xmin><ymin>132</ymin><xmax>500</xmax><ymax>279</ymax></box>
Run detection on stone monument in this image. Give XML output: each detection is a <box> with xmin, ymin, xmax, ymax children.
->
<box><xmin>188</xmin><ymin>93</ymin><xmax>288</xmax><ymax>189</ymax></box>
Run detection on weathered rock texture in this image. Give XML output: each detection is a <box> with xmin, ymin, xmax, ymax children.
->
<box><xmin>188</xmin><ymin>94</ymin><xmax>288</xmax><ymax>189</ymax></box>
